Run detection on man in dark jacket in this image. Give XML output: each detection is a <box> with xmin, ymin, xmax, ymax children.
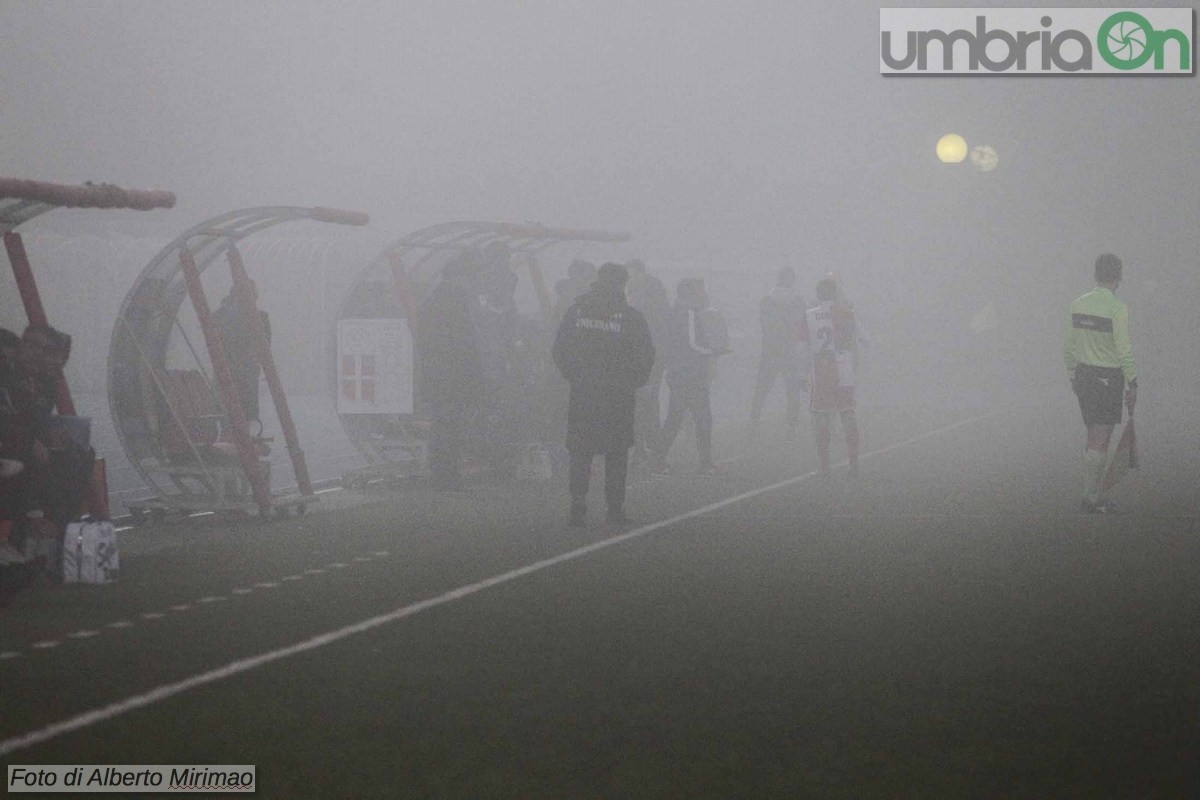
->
<box><xmin>213</xmin><ymin>280</ymin><xmax>271</xmax><ymax>427</ymax></box>
<box><xmin>473</xmin><ymin>259</ymin><xmax>522</xmax><ymax>481</ymax></box>
<box><xmin>553</xmin><ymin>263</ymin><xmax>655</xmax><ymax>527</ymax></box>
<box><xmin>2</xmin><ymin>325</ymin><xmax>63</xmax><ymax>562</ymax></box>
<box><xmin>1</xmin><ymin>323</ymin><xmax>87</xmax><ymax>574</ymax></box>
<box><xmin>750</xmin><ymin>267</ymin><xmax>806</xmax><ymax>440</ymax></box>
<box><xmin>418</xmin><ymin>257</ymin><xmax>484</xmax><ymax>492</ymax></box>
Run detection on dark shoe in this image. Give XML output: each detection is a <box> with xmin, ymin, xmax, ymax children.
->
<box><xmin>1080</xmin><ymin>499</ymin><xmax>1113</xmax><ymax>515</ymax></box>
<box><xmin>569</xmin><ymin>501</ymin><xmax>587</xmax><ymax>528</ymax></box>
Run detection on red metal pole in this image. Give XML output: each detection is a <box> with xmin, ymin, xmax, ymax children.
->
<box><xmin>226</xmin><ymin>246</ymin><xmax>313</xmax><ymax>496</ymax></box>
<box><xmin>4</xmin><ymin>232</ymin><xmax>76</xmax><ymax>415</ymax></box>
<box><xmin>0</xmin><ymin>179</ymin><xmax>175</xmax><ymax>211</ymax></box>
<box><xmin>387</xmin><ymin>251</ymin><xmax>420</xmax><ymax>338</ymax></box>
<box><xmin>178</xmin><ymin>246</ymin><xmax>272</xmax><ymax>515</ymax></box>
<box><xmin>5</xmin><ymin>230</ymin><xmax>111</xmax><ymax>516</ymax></box>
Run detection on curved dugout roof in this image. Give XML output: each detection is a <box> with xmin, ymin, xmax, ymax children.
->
<box><xmin>107</xmin><ymin>206</ymin><xmax>369</xmax><ymax>499</ymax></box>
<box><xmin>339</xmin><ymin>220</ymin><xmax>630</xmax><ymax>314</ymax></box>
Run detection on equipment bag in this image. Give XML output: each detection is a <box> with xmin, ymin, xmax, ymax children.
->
<box><xmin>62</xmin><ymin>516</ymin><xmax>119</xmax><ymax>584</ymax></box>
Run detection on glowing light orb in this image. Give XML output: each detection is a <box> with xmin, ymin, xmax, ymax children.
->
<box><xmin>970</xmin><ymin>144</ymin><xmax>999</xmax><ymax>172</ymax></box>
<box><xmin>936</xmin><ymin>133</ymin><xmax>968</xmax><ymax>163</ymax></box>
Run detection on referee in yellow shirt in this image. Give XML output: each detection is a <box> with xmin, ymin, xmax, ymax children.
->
<box><xmin>1064</xmin><ymin>253</ymin><xmax>1137</xmax><ymax>514</ymax></box>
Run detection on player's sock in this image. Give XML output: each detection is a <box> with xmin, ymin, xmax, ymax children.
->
<box><xmin>1083</xmin><ymin>448</ymin><xmax>1106</xmax><ymax>504</ymax></box>
<box><xmin>816</xmin><ymin>425</ymin><xmax>832</xmax><ymax>475</ymax></box>
<box><xmin>843</xmin><ymin>414</ymin><xmax>860</xmax><ymax>473</ymax></box>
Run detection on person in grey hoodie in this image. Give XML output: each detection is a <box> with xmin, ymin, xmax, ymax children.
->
<box><xmin>651</xmin><ymin>278</ymin><xmax>725</xmax><ymax>476</ymax></box>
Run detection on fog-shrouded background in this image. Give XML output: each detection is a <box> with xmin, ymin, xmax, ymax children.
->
<box><xmin>1</xmin><ymin>1</ymin><xmax>1197</xmax><ymax>505</ymax></box>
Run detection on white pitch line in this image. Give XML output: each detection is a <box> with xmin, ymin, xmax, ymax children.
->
<box><xmin>0</xmin><ymin>411</ymin><xmax>997</xmax><ymax>757</ymax></box>
<box><xmin>0</xmin><ymin>651</ymin><xmax>23</xmax><ymax>660</ymax></box>
<box><xmin>7</xmin><ymin>550</ymin><xmax>382</xmax><ymax>664</ymax></box>
<box><xmin>12</xmin><ymin>556</ymin><xmax>367</xmax><ymax>660</ymax></box>
<box><xmin>30</xmin><ymin>641</ymin><xmax>60</xmax><ymax>650</ymax></box>
<box><xmin>327</xmin><ymin>563</ymin><xmax>349</xmax><ymax>569</ymax></box>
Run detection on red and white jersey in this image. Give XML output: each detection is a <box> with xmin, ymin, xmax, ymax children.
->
<box><xmin>801</xmin><ymin>301</ymin><xmax>857</xmax><ymax>409</ymax></box>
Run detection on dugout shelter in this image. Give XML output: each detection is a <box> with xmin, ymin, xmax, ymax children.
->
<box><xmin>336</xmin><ymin>221</ymin><xmax>630</xmax><ymax>488</ymax></box>
<box><xmin>107</xmin><ymin>206</ymin><xmax>369</xmax><ymax>521</ymax></box>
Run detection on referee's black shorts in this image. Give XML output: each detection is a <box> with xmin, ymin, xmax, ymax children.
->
<box><xmin>1074</xmin><ymin>363</ymin><xmax>1125</xmax><ymax>425</ymax></box>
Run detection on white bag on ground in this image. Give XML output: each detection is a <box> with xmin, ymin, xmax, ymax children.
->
<box><xmin>62</xmin><ymin>517</ymin><xmax>119</xmax><ymax>584</ymax></box>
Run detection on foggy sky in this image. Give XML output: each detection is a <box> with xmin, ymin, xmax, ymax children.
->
<box><xmin>2</xmin><ymin>0</ymin><xmax>1198</xmax><ymax>514</ymax></box>
<box><xmin>3</xmin><ymin>0</ymin><xmax>1197</xmax><ymax>268</ymax></box>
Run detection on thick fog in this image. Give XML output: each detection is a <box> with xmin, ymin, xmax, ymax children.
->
<box><xmin>1</xmin><ymin>0</ymin><xmax>1197</xmax><ymax>485</ymax></box>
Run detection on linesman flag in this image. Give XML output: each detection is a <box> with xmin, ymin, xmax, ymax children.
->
<box><xmin>1102</xmin><ymin>417</ymin><xmax>1139</xmax><ymax>492</ymax></box>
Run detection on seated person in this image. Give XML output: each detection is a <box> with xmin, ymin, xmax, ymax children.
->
<box><xmin>0</xmin><ymin>324</ymin><xmax>92</xmax><ymax>570</ymax></box>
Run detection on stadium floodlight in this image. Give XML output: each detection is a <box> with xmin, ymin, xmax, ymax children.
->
<box><xmin>936</xmin><ymin>133</ymin><xmax>968</xmax><ymax>163</ymax></box>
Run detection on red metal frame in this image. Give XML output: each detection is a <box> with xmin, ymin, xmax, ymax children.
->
<box><xmin>178</xmin><ymin>246</ymin><xmax>273</xmax><ymax>515</ymax></box>
<box><xmin>1</xmin><ymin>178</ymin><xmax>175</xmax><ymax>518</ymax></box>
<box><xmin>0</xmin><ymin>179</ymin><xmax>174</xmax><ymax>213</ymax></box>
<box><xmin>387</xmin><ymin>252</ymin><xmax>421</xmax><ymax>338</ymax></box>
<box><xmin>4</xmin><ymin>231</ymin><xmax>76</xmax><ymax>415</ymax></box>
<box><xmin>227</xmin><ymin>245</ymin><xmax>313</xmax><ymax>496</ymax></box>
